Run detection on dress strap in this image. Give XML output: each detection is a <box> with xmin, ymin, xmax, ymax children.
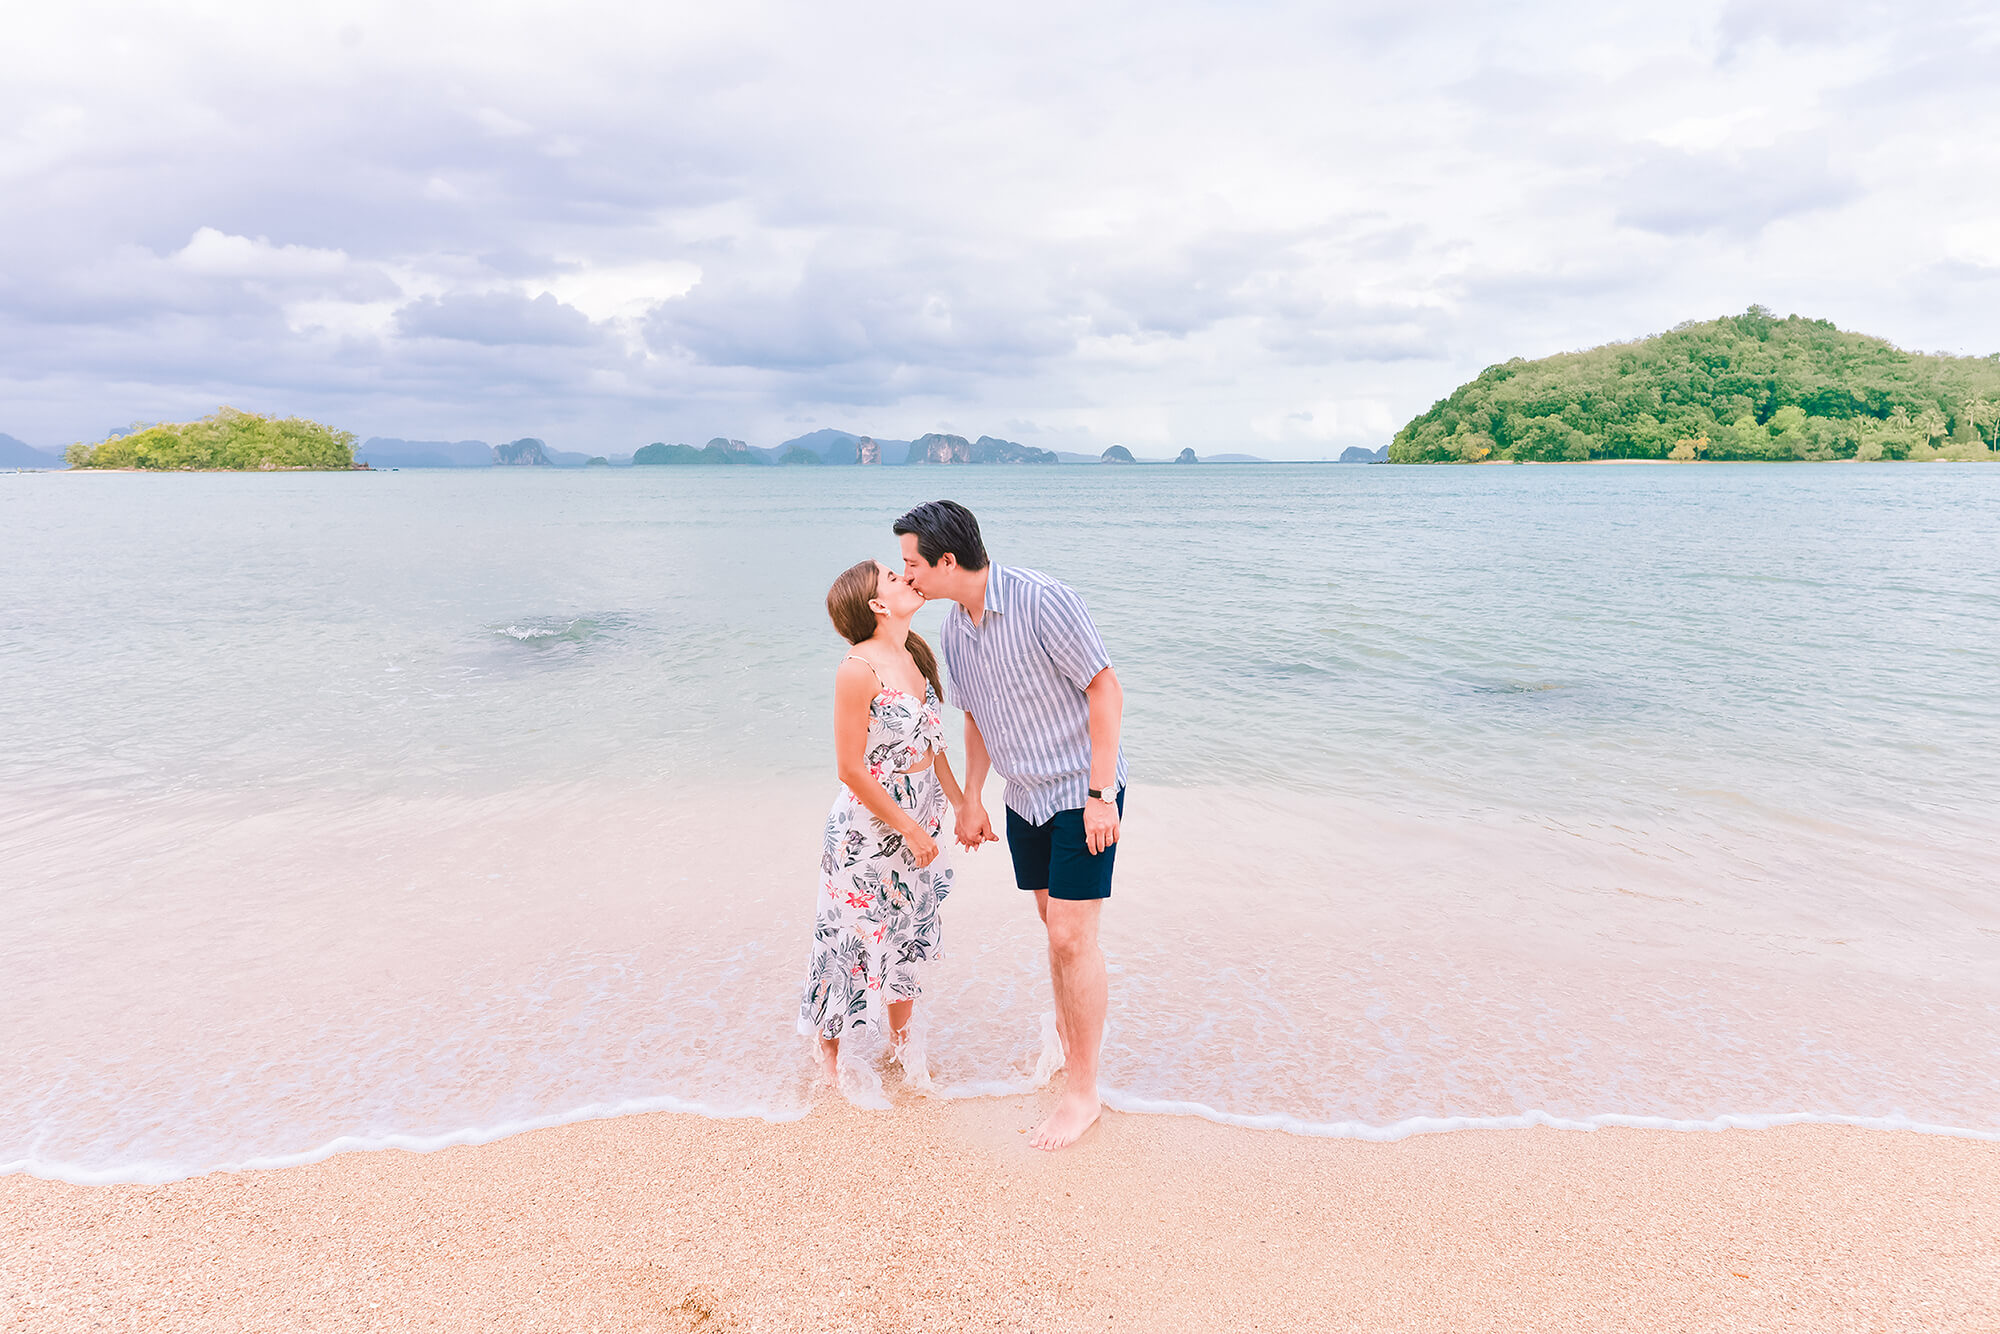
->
<box><xmin>845</xmin><ymin>654</ymin><xmax>883</xmax><ymax>684</ymax></box>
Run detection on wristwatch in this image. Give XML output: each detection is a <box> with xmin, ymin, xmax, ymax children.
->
<box><xmin>1088</xmin><ymin>783</ymin><xmax>1119</xmax><ymax>803</ymax></box>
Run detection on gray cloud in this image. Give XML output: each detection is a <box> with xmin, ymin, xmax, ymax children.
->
<box><xmin>396</xmin><ymin>291</ymin><xmax>600</xmax><ymax>346</ymax></box>
<box><xmin>1612</xmin><ymin>145</ymin><xmax>1860</xmax><ymax>238</ymax></box>
<box><xmin>1</xmin><ymin>1</ymin><xmax>1997</xmax><ymax>456</ymax></box>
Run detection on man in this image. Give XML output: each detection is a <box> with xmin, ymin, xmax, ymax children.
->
<box><xmin>894</xmin><ymin>499</ymin><xmax>1126</xmax><ymax>1151</ymax></box>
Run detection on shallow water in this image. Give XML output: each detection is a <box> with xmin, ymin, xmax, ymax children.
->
<box><xmin>3</xmin><ymin>464</ymin><xmax>1997</xmax><ymax>1181</ymax></box>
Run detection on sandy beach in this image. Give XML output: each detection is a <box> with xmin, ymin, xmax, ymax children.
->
<box><xmin>7</xmin><ymin>1081</ymin><xmax>1996</xmax><ymax>1334</ymax></box>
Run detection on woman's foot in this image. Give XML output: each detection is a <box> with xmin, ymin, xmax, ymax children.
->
<box><xmin>888</xmin><ymin>1026</ymin><xmax>911</xmax><ymax>1065</ymax></box>
<box><xmin>815</xmin><ymin>1038</ymin><xmax>839</xmax><ymax>1086</ymax></box>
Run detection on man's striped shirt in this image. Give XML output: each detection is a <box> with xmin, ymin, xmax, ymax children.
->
<box><xmin>939</xmin><ymin>564</ymin><xmax>1127</xmax><ymax>825</ymax></box>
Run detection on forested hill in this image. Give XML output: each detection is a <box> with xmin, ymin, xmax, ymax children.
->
<box><xmin>1390</xmin><ymin>308</ymin><xmax>2000</xmax><ymax>463</ymax></box>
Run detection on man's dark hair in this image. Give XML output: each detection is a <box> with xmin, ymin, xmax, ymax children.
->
<box><xmin>893</xmin><ymin>499</ymin><xmax>989</xmax><ymax>571</ymax></box>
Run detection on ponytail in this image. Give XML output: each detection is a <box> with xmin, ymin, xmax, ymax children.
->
<box><xmin>906</xmin><ymin>632</ymin><xmax>943</xmax><ymax>703</ymax></box>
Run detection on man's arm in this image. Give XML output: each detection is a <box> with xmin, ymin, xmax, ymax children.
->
<box><xmin>957</xmin><ymin>710</ymin><xmax>999</xmax><ymax>849</ymax></box>
<box><xmin>1082</xmin><ymin>667</ymin><xmax>1123</xmax><ymax>855</ymax></box>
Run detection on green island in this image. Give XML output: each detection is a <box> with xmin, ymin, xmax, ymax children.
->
<box><xmin>1390</xmin><ymin>308</ymin><xmax>2000</xmax><ymax>463</ymax></box>
<box><xmin>65</xmin><ymin>408</ymin><xmax>355</xmax><ymax>470</ymax></box>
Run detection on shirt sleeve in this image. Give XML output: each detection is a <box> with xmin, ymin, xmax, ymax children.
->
<box><xmin>1033</xmin><ymin>581</ymin><xmax>1113</xmax><ymax>691</ymax></box>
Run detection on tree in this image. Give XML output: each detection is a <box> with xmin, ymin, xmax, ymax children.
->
<box><xmin>1667</xmin><ymin>432</ymin><xmax>1709</xmax><ymax>461</ymax></box>
<box><xmin>1770</xmin><ymin>405</ymin><xmax>1812</xmax><ymax>459</ymax></box>
<box><xmin>1451</xmin><ymin>427</ymin><xmax>1493</xmax><ymax>462</ymax></box>
<box><xmin>1964</xmin><ymin>395</ymin><xmax>1998</xmax><ymax>449</ymax></box>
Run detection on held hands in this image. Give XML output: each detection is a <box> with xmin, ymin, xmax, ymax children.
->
<box><xmin>1083</xmin><ymin>797</ymin><xmax>1121</xmax><ymax>855</ymax></box>
<box><xmin>954</xmin><ymin>799</ymin><xmax>999</xmax><ymax>852</ymax></box>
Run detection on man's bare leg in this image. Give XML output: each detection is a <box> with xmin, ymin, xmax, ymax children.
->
<box><xmin>1031</xmin><ymin>897</ymin><xmax>1105</xmax><ymax>1151</ymax></box>
<box><xmin>1032</xmin><ymin>889</ymin><xmax>1073</xmax><ymax>1066</ymax></box>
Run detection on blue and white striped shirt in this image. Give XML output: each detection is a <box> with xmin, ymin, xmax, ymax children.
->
<box><xmin>939</xmin><ymin>564</ymin><xmax>1127</xmax><ymax>825</ymax></box>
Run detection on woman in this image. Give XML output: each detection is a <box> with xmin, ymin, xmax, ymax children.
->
<box><xmin>800</xmin><ymin>559</ymin><xmax>963</xmax><ymax>1092</ymax></box>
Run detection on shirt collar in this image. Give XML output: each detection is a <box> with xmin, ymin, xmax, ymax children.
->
<box><xmin>981</xmin><ymin>564</ymin><xmax>1014</xmax><ymax>619</ymax></box>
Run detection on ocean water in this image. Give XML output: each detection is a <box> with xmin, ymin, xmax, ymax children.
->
<box><xmin>3</xmin><ymin>462</ymin><xmax>1996</xmax><ymax>1183</ymax></box>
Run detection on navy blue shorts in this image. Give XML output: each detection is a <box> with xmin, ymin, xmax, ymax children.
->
<box><xmin>1005</xmin><ymin>793</ymin><xmax>1124</xmax><ymax>901</ymax></box>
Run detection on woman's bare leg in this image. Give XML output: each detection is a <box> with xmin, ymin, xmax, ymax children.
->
<box><xmin>815</xmin><ymin>1036</ymin><xmax>839</xmax><ymax>1085</ymax></box>
<box><xmin>886</xmin><ymin>998</ymin><xmax>915</xmax><ymax>1052</ymax></box>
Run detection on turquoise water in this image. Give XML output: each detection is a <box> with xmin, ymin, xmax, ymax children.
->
<box><xmin>9</xmin><ymin>464</ymin><xmax>1995</xmax><ymax>817</ymax></box>
<box><xmin>3</xmin><ymin>464</ymin><xmax>1997</xmax><ymax>1181</ymax></box>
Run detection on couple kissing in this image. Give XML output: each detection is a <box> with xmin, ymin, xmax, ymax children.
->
<box><xmin>797</xmin><ymin>499</ymin><xmax>1127</xmax><ymax>1152</ymax></box>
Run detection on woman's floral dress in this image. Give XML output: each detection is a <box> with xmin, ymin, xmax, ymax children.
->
<box><xmin>798</xmin><ymin>673</ymin><xmax>953</xmax><ymax>1043</ymax></box>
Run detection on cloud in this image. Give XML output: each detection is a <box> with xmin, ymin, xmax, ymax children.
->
<box><xmin>1</xmin><ymin>0</ymin><xmax>1998</xmax><ymax>455</ymax></box>
<box><xmin>395</xmin><ymin>291</ymin><xmax>600</xmax><ymax>346</ymax></box>
<box><xmin>1612</xmin><ymin>145</ymin><xmax>1860</xmax><ymax>238</ymax></box>
<box><xmin>171</xmin><ymin>228</ymin><xmax>353</xmax><ymax>282</ymax></box>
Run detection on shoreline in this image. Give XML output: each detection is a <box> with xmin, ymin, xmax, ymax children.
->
<box><xmin>7</xmin><ymin>1086</ymin><xmax>1996</xmax><ymax>1332</ymax></box>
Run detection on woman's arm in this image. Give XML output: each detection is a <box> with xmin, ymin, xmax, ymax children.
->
<box><xmin>834</xmin><ymin>659</ymin><xmax>940</xmax><ymax>864</ymax></box>
<box><xmin>933</xmin><ymin>750</ymin><xmax>966</xmax><ymax>809</ymax></box>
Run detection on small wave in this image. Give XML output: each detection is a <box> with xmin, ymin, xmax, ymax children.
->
<box><xmin>1088</xmin><ymin>1096</ymin><xmax>2000</xmax><ymax>1144</ymax></box>
<box><xmin>485</xmin><ymin>612</ymin><xmax>635</xmax><ymax>651</ymax></box>
<box><xmin>0</xmin><ymin>1091</ymin><xmax>809</xmax><ymax>1187</ymax></box>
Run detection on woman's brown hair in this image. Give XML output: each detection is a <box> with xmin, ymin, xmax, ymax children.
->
<box><xmin>826</xmin><ymin>559</ymin><xmax>942</xmax><ymax>700</ymax></box>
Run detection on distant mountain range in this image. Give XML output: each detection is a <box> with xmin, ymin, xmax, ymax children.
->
<box><xmin>0</xmin><ymin>433</ymin><xmax>64</xmax><ymax>467</ymax></box>
<box><xmin>23</xmin><ymin>428</ymin><xmax>1284</xmax><ymax>469</ymax></box>
<box><xmin>8</xmin><ymin>420</ymin><xmax>1311</xmax><ymax>472</ymax></box>
<box><xmin>357</xmin><ymin>436</ymin><xmax>603</xmax><ymax>467</ymax></box>
<box><xmin>355</xmin><ymin>438</ymin><xmax>495</xmax><ymax>468</ymax></box>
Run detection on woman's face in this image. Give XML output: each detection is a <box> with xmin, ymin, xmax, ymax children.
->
<box><xmin>874</xmin><ymin>561</ymin><xmax>926</xmax><ymax>618</ymax></box>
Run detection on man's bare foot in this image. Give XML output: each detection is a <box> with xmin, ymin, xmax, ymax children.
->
<box><xmin>815</xmin><ymin>1038</ymin><xmax>839</xmax><ymax>1087</ymax></box>
<box><xmin>1030</xmin><ymin>1089</ymin><xmax>1101</xmax><ymax>1151</ymax></box>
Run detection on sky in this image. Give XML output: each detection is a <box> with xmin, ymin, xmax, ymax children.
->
<box><xmin>5</xmin><ymin>0</ymin><xmax>1999</xmax><ymax>459</ymax></box>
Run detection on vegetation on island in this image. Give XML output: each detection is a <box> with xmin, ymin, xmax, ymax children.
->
<box><xmin>632</xmin><ymin>437</ymin><xmax>764</xmax><ymax>465</ymax></box>
<box><xmin>1390</xmin><ymin>308</ymin><xmax>2000</xmax><ymax>463</ymax></box>
<box><xmin>906</xmin><ymin>433</ymin><xmax>1058</xmax><ymax>464</ymax></box>
<box><xmin>494</xmin><ymin>438</ymin><xmax>551</xmax><ymax>465</ymax></box>
<box><xmin>65</xmin><ymin>408</ymin><xmax>356</xmax><ymax>470</ymax></box>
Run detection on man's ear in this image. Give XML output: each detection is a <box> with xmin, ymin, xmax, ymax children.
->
<box><xmin>937</xmin><ymin>553</ymin><xmax>958</xmax><ymax>572</ymax></box>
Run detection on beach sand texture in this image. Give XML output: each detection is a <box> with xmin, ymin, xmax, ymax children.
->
<box><xmin>7</xmin><ymin>1094</ymin><xmax>1996</xmax><ymax>1333</ymax></box>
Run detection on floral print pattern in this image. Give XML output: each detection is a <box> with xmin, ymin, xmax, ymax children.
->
<box><xmin>799</xmin><ymin>680</ymin><xmax>952</xmax><ymax>1042</ymax></box>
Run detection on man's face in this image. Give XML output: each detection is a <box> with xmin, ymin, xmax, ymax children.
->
<box><xmin>899</xmin><ymin>533</ymin><xmax>937</xmax><ymax>597</ymax></box>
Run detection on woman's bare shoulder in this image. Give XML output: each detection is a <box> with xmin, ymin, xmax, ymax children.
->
<box><xmin>835</xmin><ymin>651</ymin><xmax>879</xmax><ymax>689</ymax></box>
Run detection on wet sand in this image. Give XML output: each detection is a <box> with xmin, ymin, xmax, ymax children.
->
<box><xmin>6</xmin><ymin>1086</ymin><xmax>1996</xmax><ymax>1333</ymax></box>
